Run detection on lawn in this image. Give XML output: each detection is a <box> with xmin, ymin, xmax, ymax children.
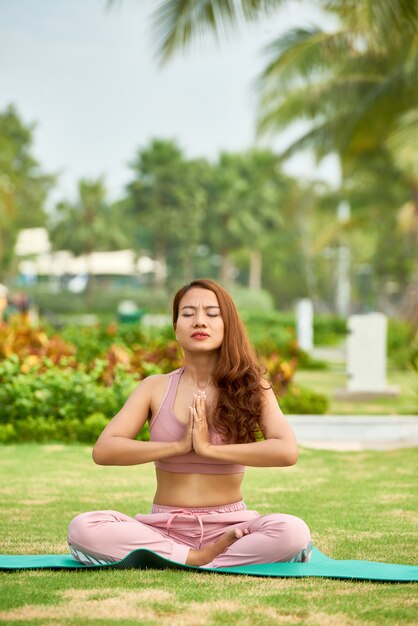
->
<box><xmin>0</xmin><ymin>444</ymin><xmax>417</xmax><ymax>625</ymax></box>
<box><xmin>295</xmin><ymin>363</ymin><xmax>418</xmax><ymax>415</ymax></box>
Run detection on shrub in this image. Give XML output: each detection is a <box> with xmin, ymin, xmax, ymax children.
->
<box><xmin>0</xmin><ymin>356</ymin><xmax>141</xmax><ymax>443</ymax></box>
<box><xmin>0</xmin><ymin>316</ymin><xmax>326</xmax><ymax>440</ymax></box>
<box><xmin>19</xmin><ymin>284</ymin><xmax>170</xmax><ymax>315</ymax></box>
<box><xmin>230</xmin><ymin>285</ymin><xmax>275</xmax><ymax>313</ymax></box>
<box><xmin>387</xmin><ymin>319</ymin><xmax>418</xmax><ymax>370</ymax></box>
<box><xmin>262</xmin><ymin>352</ymin><xmax>296</xmax><ymax>396</ymax></box>
<box><xmin>242</xmin><ymin>310</ymin><xmax>347</xmax><ymax>355</ymax></box>
<box><xmin>278</xmin><ymin>384</ymin><xmax>329</xmax><ymax>414</ymax></box>
<box><xmin>312</xmin><ymin>315</ymin><xmax>347</xmax><ymax>345</ymax></box>
<box><xmin>241</xmin><ymin>311</ymin><xmax>300</xmax><ymax>358</ymax></box>
<box><xmin>0</xmin><ymin>317</ymin><xmax>76</xmax><ymax>364</ymax></box>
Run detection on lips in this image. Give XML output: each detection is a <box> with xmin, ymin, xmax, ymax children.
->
<box><xmin>191</xmin><ymin>332</ymin><xmax>209</xmax><ymax>338</ymax></box>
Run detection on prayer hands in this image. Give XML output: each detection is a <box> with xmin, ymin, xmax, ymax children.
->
<box><xmin>178</xmin><ymin>405</ymin><xmax>194</xmax><ymax>454</ymax></box>
<box><xmin>190</xmin><ymin>392</ymin><xmax>211</xmax><ymax>456</ymax></box>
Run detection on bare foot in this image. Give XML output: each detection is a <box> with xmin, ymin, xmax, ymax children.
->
<box><xmin>186</xmin><ymin>528</ymin><xmax>249</xmax><ymax>567</ymax></box>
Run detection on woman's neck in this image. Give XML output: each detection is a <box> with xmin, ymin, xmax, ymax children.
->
<box><xmin>182</xmin><ymin>353</ymin><xmax>218</xmax><ymax>389</ymax></box>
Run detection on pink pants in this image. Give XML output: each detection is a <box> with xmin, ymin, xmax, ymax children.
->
<box><xmin>68</xmin><ymin>501</ymin><xmax>312</xmax><ymax>568</ymax></box>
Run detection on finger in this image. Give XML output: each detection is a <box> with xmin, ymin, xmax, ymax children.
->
<box><xmin>197</xmin><ymin>391</ymin><xmax>204</xmax><ymax>408</ymax></box>
<box><xmin>194</xmin><ymin>394</ymin><xmax>203</xmax><ymax>415</ymax></box>
<box><xmin>191</xmin><ymin>407</ymin><xmax>201</xmax><ymax>423</ymax></box>
<box><xmin>199</xmin><ymin>394</ymin><xmax>207</xmax><ymax>417</ymax></box>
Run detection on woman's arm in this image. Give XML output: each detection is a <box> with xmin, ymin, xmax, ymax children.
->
<box><xmin>92</xmin><ymin>375</ymin><xmax>193</xmax><ymax>466</ymax></box>
<box><xmin>191</xmin><ymin>385</ymin><xmax>298</xmax><ymax>467</ymax></box>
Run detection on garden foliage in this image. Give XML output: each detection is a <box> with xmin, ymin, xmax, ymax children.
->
<box><xmin>0</xmin><ymin>317</ymin><xmax>329</xmax><ymax>443</ymax></box>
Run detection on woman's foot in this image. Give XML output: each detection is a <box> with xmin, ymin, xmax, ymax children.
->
<box><xmin>186</xmin><ymin>528</ymin><xmax>249</xmax><ymax>567</ymax></box>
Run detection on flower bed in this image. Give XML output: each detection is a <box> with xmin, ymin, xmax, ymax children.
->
<box><xmin>0</xmin><ymin>318</ymin><xmax>327</xmax><ymax>442</ymax></box>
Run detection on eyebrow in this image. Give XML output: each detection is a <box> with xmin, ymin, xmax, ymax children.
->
<box><xmin>181</xmin><ymin>305</ymin><xmax>220</xmax><ymax>310</ymax></box>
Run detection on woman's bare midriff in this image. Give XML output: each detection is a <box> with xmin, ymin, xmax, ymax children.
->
<box><xmin>153</xmin><ymin>468</ymin><xmax>244</xmax><ymax>507</ymax></box>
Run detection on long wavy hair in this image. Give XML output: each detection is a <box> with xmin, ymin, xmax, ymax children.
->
<box><xmin>173</xmin><ymin>279</ymin><xmax>265</xmax><ymax>443</ymax></box>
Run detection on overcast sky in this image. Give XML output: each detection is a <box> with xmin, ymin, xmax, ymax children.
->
<box><xmin>1</xmin><ymin>0</ymin><xmax>340</xmax><ymax>205</ymax></box>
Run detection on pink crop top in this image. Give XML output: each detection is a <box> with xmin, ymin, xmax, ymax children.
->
<box><xmin>150</xmin><ymin>368</ymin><xmax>245</xmax><ymax>475</ymax></box>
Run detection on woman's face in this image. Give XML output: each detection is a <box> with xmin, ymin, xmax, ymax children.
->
<box><xmin>175</xmin><ymin>287</ymin><xmax>224</xmax><ymax>352</ymax></box>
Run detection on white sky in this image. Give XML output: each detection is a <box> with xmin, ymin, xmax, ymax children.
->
<box><xmin>0</xmin><ymin>0</ymin><xmax>340</xmax><ymax>205</ymax></box>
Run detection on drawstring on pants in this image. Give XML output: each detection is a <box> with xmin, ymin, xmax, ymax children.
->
<box><xmin>166</xmin><ymin>511</ymin><xmax>205</xmax><ymax>549</ymax></box>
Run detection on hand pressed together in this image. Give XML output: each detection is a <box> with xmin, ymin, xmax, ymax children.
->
<box><xmin>190</xmin><ymin>392</ymin><xmax>212</xmax><ymax>456</ymax></box>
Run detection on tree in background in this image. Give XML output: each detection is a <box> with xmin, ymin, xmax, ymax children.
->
<box><xmin>49</xmin><ymin>177</ymin><xmax>128</xmax><ymax>303</ymax></box>
<box><xmin>201</xmin><ymin>149</ymin><xmax>293</xmax><ymax>289</ymax></box>
<box><xmin>148</xmin><ymin>0</ymin><xmax>418</xmax><ymax>319</ymax></box>
<box><xmin>126</xmin><ymin>139</ymin><xmax>206</xmax><ymax>288</ymax></box>
<box><xmin>255</xmin><ymin>2</ymin><xmax>418</xmax><ymax>320</ymax></box>
<box><xmin>0</xmin><ymin>104</ymin><xmax>54</xmax><ymax>279</ymax></box>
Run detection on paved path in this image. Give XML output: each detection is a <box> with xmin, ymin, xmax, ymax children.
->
<box><xmin>287</xmin><ymin>415</ymin><xmax>418</xmax><ymax>451</ymax></box>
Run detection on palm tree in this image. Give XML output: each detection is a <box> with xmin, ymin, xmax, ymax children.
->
<box><xmin>126</xmin><ymin>139</ymin><xmax>206</xmax><ymax>287</ymax></box>
<box><xmin>255</xmin><ymin>4</ymin><xmax>418</xmax><ymax>317</ymax></box>
<box><xmin>50</xmin><ymin>178</ymin><xmax>128</xmax><ymax>305</ymax></box>
<box><xmin>145</xmin><ymin>0</ymin><xmax>418</xmax><ymax>318</ymax></box>
<box><xmin>147</xmin><ymin>1</ymin><xmax>417</xmax><ymax>62</ymax></box>
<box><xmin>109</xmin><ymin>0</ymin><xmax>418</xmax><ymax>315</ymax></box>
<box><xmin>201</xmin><ymin>149</ymin><xmax>291</xmax><ymax>288</ymax></box>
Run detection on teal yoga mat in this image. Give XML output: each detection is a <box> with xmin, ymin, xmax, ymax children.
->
<box><xmin>1</xmin><ymin>548</ymin><xmax>417</xmax><ymax>581</ymax></box>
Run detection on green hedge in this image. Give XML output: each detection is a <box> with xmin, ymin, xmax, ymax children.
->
<box><xmin>279</xmin><ymin>385</ymin><xmax>329</xmax><ymax>414</ymax></box>
<box><xmin>387</xmin><ymin>318</ymin><xmax>418</xmax><ymax>370</ymax></box>
<box><xmin>19</xmin><ymin>284</ymin><xmax>170</xmax><ymax>316</ymax></box>
<box><xmin>0</xmin><ymin>356</ymin><xmax>149</xmax><ymax>444</ymax></box>
<box><xmin>0</xmin><ymin>355</ymin><xmax>328</xmax><ymax>443</ymax></box>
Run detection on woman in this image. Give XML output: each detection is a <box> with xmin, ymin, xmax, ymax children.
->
<box><xmin>68</xmin><ymin>279</ymin><xmax>312</xmax><ymax>568</ymax></box>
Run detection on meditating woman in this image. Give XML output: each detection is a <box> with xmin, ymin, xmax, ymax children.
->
<box><xmin>68</xmin><ymin>279</ymin><xmax>312</xmax><ymax>567</ymax></box>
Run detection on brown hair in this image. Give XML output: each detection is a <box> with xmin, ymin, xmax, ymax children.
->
<box><xmin>173</xmin><ymin>279</ymin><xmax>265</xmax><ymax>443</ymax></box>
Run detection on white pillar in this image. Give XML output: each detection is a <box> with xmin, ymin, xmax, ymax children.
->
<box><xmin>347</xmin><ymin>313</ymin><xmax>387</xmax><ymax>392</ymax></box>
<box><xmin>296</xmin><ymin>298</ymin><xmax>314</xmax><ymax>353</ymax></box>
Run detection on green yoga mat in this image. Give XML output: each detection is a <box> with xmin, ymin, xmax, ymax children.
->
<box><xmin>1</xmin><ymin>548</ymin><xmax>417</xmax><ymax>581</ymax></box>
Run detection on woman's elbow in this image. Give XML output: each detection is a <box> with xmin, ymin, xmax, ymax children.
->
<box><xmin>92</xmin><ymin>441</ymin><xmax>109</xmax><ymax>465</ymax></box>
<box><xmin>280</xmin><ymin>441</ymin><xmax>299</xmax><ymax>466</ymax></box>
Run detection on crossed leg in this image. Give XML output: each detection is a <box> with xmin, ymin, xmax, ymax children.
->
<box><xmin>68</xmin><ymin>510</ymin><xmax>312</xmax><ymax>568</ymax></box>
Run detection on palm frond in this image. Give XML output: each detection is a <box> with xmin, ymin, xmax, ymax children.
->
<box><xmin>322</xmin><ymin>0</ymin><xmax>418</xmax><ymax>45</ymax></box>
<box><xmin>387</xmin><ymin>111</ymin><xmax>418</xmax><ymax>183</ymax></box>
<box><xmin>151</xmin><ymin>0</ymin><xmax>288</xmax><ymax>62</ymax></box>
<box><xmin>338</xmin><ymin>54</ymin><xmax>418</xmax><ymax>152</ymax></box>
<box><xmin>259</xmin><ymin>27</ymin><xmax>351</xmax><ymax>88</ymax></box>
<box><xmin>258</xmin><ymin>73</ymin><xmax>385</xmax><ymax>135</ymax></box>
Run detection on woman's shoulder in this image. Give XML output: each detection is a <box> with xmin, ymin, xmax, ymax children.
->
<box><xmin>140</xmin><ymin>368</ymin><xmax>183</xmax><ymax>390</ymax></box>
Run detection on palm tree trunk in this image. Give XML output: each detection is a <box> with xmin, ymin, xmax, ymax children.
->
<box><xmin>296</xmin><ymin>214</ymin><xmax>319</xmax><ymax>304</ymax></box>
<box><xmin>248</xmin><ymin>249</ymin><xmax>262</xmax><ymax>290</ymax></box>
<box><xmin>182</xmin><ymin>255</ymin><xmax>193</xmax><ymax>284</ymax></box>
<box><xmin>220</xmin><ymin>253</ymin><xmax>233</xmax><ymax>286</ymax></box>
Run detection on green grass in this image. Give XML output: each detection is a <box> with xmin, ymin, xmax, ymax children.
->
<box><xmin>0</xmin><ymin>444</ymin><xmax>417</xmax><ymax>625</ymax></box>
<box><xmin>295</xmin><ymin>364</ymin><xmax>418</xmax><ymax>415</ymax></box>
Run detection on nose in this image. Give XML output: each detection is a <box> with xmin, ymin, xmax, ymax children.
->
<box><xmin>193</xmin><ymin>310</ymin><xmax>207</xmax><ymax>327</ymax></box>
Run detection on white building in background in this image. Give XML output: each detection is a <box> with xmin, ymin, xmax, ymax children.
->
<box><xmin>15</xmin><ymin>228</ymin><xmax>159</xmax><ymax>283</ymax></box>
<box><xmin>15</xmin><ymin>228</ymin><xmax>51</xmax><ymax>256</ymax></box>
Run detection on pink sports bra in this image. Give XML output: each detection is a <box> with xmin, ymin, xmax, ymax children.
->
<box><xmin>150</xmin><ymin>368</ymin><xmax>245</xmax><ymax>475</ymax></box>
